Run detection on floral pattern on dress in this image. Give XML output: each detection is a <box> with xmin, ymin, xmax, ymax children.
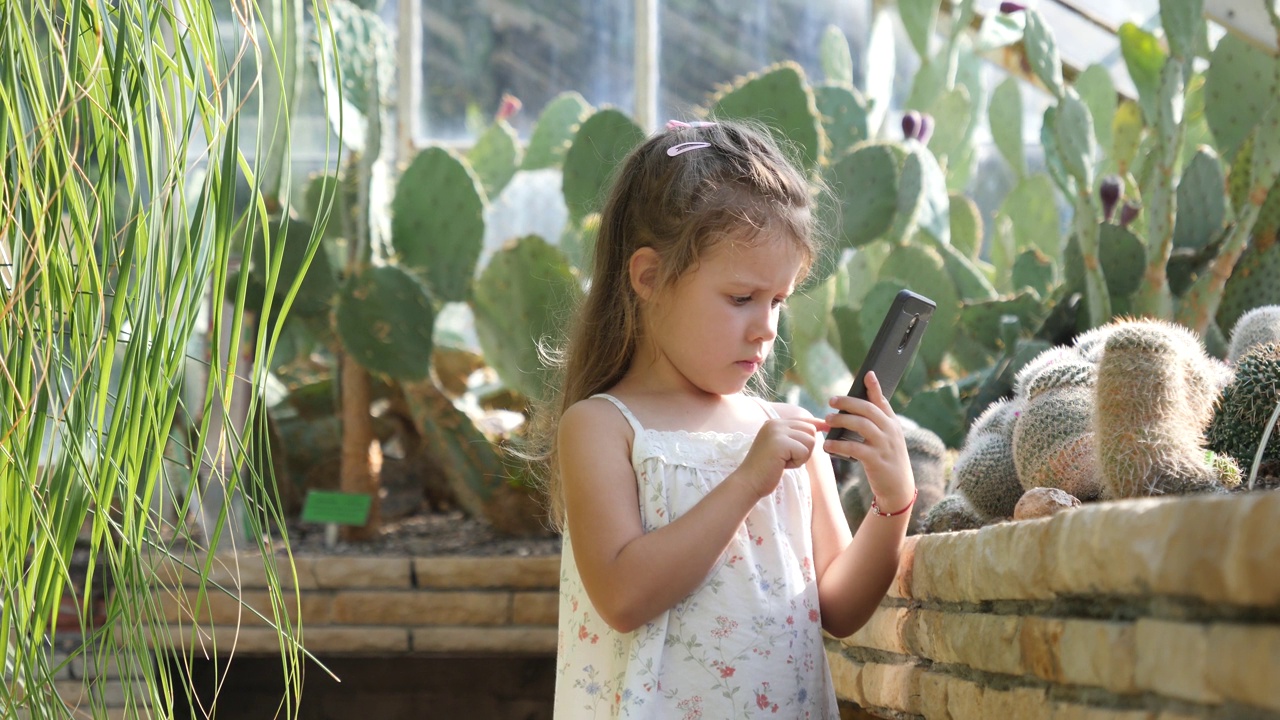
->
<box><xmin>553</xmin><ymin>394</ymin><xmax>838</xmax><ymax>719</ymax></box>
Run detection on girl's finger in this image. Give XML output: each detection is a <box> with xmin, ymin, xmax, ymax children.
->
<box><xmin>865</xmin><ymin>371</ymin><xmax>895</xmax><ymax>415</ymax></box>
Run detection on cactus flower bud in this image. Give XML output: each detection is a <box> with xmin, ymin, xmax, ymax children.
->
<box><xmin>917</xmin><ymin>113</ymin><xmax>935</xmax><ymax>145</ymax></box>
<box><xmin>1119</xmin><ymin>201</ymin><xmax>1140</xmax><ymax>228</ymax></box>
<box><xmin>1000</xmin><ymin>2</ymin><xmax>1026</xmax><ymax>12</ymax></box>
<box><xmin>1099</xmin><ymin>175</ymin><xmax>1123</xmax><ymax>221</ymax></box>
<box><xmin>496</xmin><ymin>93</ymin><xmax>522</xmax><ymax>122</ymax></box>
<box><xmin>902</xmin><ymin>111</ymin><xmax>921</xmax><ymax>141</ymax></box>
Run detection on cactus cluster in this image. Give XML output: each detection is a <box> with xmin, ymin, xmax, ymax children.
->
<box><xmin>1093</xmin><ymin>320</ymin><xmax>1241</xmax><ymax>498</ymax></box>
<box><xmin>1226</xmin><ymin>306</ymin><xmax>1280</xmax><ymax>363</ymax></box>
<box><xmin>1012</xmin><ymin>354</ymin><xmax>1101</xmax><ymax>501</ymax></box>
<box><xmin>953</xmin><ymin>397</ymin><xmax>1024</xmax><ymax>520</ymax></box>
<box><xmin>1207</xmin><ymin>340</ymin><xmax>1280</xmax><ymax>486</ymax></box>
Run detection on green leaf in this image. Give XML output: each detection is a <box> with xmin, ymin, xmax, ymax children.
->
<box><xmin>523</xmin><ymin>91</ymin><xmax>593</xmax><ymax>170</ymax></box>
<box><xmin>562</xmin><ymin>109</ymin><xmax>645</xmax><ymax>223</ymax></box>
<box><xmin>467</xmin><ymin>120</ymin><xmax>522</xmax><ymax>200</ymax></box>
<box><xmin>391</xmin><ymin>147</ymin><xmax>487</xmax><ymax>303</ymax></box>
<box><xmin>708</xmin><ymin>62</ymin><xmax>825</xmax><ymax>172</ymax></box>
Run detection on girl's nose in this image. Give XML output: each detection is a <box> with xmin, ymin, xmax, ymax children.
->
<box><xmin>749</xmin><ymin>307</ymin><xmax>778</xmax><ymax>343</ymax></box>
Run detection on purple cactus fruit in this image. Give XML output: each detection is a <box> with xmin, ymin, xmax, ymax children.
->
<box><xmin>1119</xmin><ymin>201</ymin><xmax>1141</xmax><ymax>228</ymax></box>
<box><xmin>1000</xmin><ymin>2</ymin><xmax>1026</xmax><ymax>12</ymax></box>
<box><xmin>1100</xmin><ymin>175</ymin><xmax>1123</xmax><ymax>221</ymax></box>
<box><xmin>902</xmin><ymin>111</ymin><xmax>921</xmax><ymax>141</ymax></box>
<box><xmin>917</xmin><ymin>113</ymin><xmax>935</xmax><ymax>144</ymax></box>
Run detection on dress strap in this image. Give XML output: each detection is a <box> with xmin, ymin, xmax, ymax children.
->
<box><xmin>752</xmin><ymin>395</ymin><xmax>780</xmax><ymax>420</ymax></box>
<box><xmin>590</xmin><ymin>393</ymin><xmax>647</xmax><ymax>438</ymax></box>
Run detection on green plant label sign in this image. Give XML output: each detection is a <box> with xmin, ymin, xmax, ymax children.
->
<box><xmin>301</xmin><ymin>491</ymin><xmax>372</xmax><ymax>526</ymax></box>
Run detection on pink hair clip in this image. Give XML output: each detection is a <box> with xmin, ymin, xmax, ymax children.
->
<box><xmin>667</xmin><ymin>141</ymin><xmax>711</xmax><ymax>156</ymax></box>
<box><xmin>665</xmin><ymin>120</ymin><xmax>717</xmax><ymax>130</ymax></box>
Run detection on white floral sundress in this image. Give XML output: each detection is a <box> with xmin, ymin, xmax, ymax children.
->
<box><xmin>554</xmin><ymin>394</ymin><xmax>838</xmax><ymax>719</ymax></box>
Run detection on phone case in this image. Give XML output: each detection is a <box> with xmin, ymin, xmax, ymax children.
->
<box><xmin>827</xmin><ymin>289</ymin><xmax>935</xmax><ymax>445</ymax></box>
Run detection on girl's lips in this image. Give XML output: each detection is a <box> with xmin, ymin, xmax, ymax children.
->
<box><xmin>737</xmin><ymin>360</ymin><xmax>761</xmax><ymax>372</ymax></box>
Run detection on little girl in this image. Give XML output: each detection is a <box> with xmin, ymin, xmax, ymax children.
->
<box><xmin>531</xmin><ymin>119</ymin><xmax>916</xmax><ymax>718</ymax></box>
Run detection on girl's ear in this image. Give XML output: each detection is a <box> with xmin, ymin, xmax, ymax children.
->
<box><xmin>628</xmin><ymin>247</ymin><xmax>661</xmax><ymax>302</ymax></box>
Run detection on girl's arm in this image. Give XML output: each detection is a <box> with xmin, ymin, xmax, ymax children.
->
<box><xmin>560</xmin><ymin>396</ymin><xmax>818</xmax><ymax>633</ymax></box>
<box><xmin>803</xmin><ymin>373</ymin><xmax>916</xmax><ymax>638</ymax></box>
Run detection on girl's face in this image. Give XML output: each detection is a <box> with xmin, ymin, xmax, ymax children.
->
<box><xmin>643</xmin><ymin>232</ymin><xmax>805</xmax><ymax>397</ymax></box>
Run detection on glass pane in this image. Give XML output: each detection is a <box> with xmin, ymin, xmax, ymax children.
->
<box><xmin>657</xmin><ymin>0</ymin><xmax>871</xmax><ymax>119</ymax></box>
<box><xmin>419</xmin><ymin>0</ymin><xmax>635</xmax><ymax>140</ymax></box>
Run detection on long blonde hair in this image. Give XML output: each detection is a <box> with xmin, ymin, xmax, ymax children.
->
<box><xmin>528</xmin><ymin>119</ymin><xmax>820</xmax><ymax>530</ymax></box>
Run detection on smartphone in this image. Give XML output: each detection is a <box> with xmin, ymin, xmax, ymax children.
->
<box><xmin>827</xmin><ymin>289</ymin><xmax>935</xmax><ymax>446</ymax></box>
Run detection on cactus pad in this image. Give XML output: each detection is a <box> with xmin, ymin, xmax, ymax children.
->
<box><xmin>708</xmin><ymin>62</ymin><xmax>825</xmax><ymax>172</ymax></box>
<box><xmin>959</xmin><ymin>292</ymin><xmax>1049</xmax><ymax>353</ymax></box>
<box><xmin>989</xmin><ymin>76</ymin><xmax>1025</xmax><ymax>176</ymax></box>
<box><xmin>1022</xmin><ymin>9</ymin><xmax>1065</xmax><ymax>98</ymax></box>
<box><xmin>562</xmin><ymin>109</ymin><xmax>645</xmax><ymax>224</ymax></box>
<box><xmin>391</xmin><ymin>147</ymin><xmax>486</xmax><ymax>303</ymax></box>
<box><xmin>1204</xmin><ymin>33</ymin><xmax>1279</xmax><ymax>163</ymax></box>
<box><xmin>522</xmin><ymin>91</ymin><xmax>592</xmax><ymax>171</ymax></box>
<box><xmin>828</xmin><ymin>143</ymin><xmax>900</xmax><ymax>248</ymax></box>
<box><xmin>335</xmin><ymin>265</ymin><xmax>436</xmax><ymax>381</ymax></box>
<box><xmin>467</xmin><ymin>119</ymin><xmax>522</xmax><ymax>200</ymax></box>
<box><xmin>470</xmin><ymin>235</ymin><xmax>582</xmax><ymax>402</ymax></box>
<box><xmin>1173</xmin><ymin>148</ymin><xmax>1227</xmax><ymax>250</ymax></box>
<box><xmin>949</xmin><ymin>194</ymin><xmax>983</xmax><ymax>260</ymax></box>
<box><xmin>1217</xmin><ymin>236</ymin><xmax>1280</xmax><ymax>335</ymax></box>
<box><xmin>1012</xmin><ymin>248</ymin><xmax>1055</xmax><ymax>299</ymax></box>
<box><xmin>814</xmin><ymin>84</ymin><xmax>868</xmax><ymax>158</ymax></box>
<box><xmin>819</xmin><ymin>25</ymin><xmax>855</xmax><ymax>85</ymax></box>
<box><xmin>253</xmin><ymin>216</ymin><xmax>338</xmax><ymax>319</ymax></box>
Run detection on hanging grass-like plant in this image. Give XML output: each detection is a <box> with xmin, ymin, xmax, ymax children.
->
<box><xmin>1</xmin><ymin>0</ymin><xmax>328</xmax><ymax>716</ymax></box>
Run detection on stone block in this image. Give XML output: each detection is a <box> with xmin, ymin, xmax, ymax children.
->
<box><xmin>911</xmin><ymin>531</ymin><xmax>976</xmax><ymax>602</ymax></box>
<box><xmin>1205</xmin><ymin>622</ymin><xmax>1280</xmax><ymax>711</ymax></box>
<box><xmin>330</xmin><ymin>590</ymin><xmax>508</xmax><ymax>626</ymax></box>
<box><xmin>1058</xmin><ymin>619</ymin><xmax>1138</xmax><ymax>694</ymax></box>
<box><xmin>943</xmin><ymin>675</ymin><xmax>986</xmax><ymax>720</ymax></box>
<box><xmin>842</xmin><ymin>606</ymin><xmax>911</xmax><ymax>655</ymax></box>
<box><xmin>982</xmin><ymin>685</ymin><xmax>1051</xmax><ymax>720</ymax></box>
<box><xmin>916</xmin><ymin>670</ymin><xmax>951</xmax><ymax>720</ymax></box>
<box><xmin>1045</xmin><ymin>498</ymin><xmax>1173</xmax><ymax>597</ymax></box>
<box><xmin>1134</xmin><ymin>619</ymin><xmax>1220</xmax><ymax>705</ymax></box>
<box><xmin>1221</xmin><ymin>491</ymin><xmax>1280</xmax><ymax>606</ymax></box>
<box><xmin>1050</xmin><ymin>703</ymin><xmax>1153</xmax><ymax>720</ymax></box>
<box><xmin>887</xmin><ymin>535</ymin><xmax>918</xmax><ymax>600</ymax></box>
<box><xmin>859</xmin><ymin>662</ymin><xmax>922</xmax><ymax>716</ymax></box>
<box><xmin>170</xmin><ymin>552</ymin><xmax>320</xmax><ymax>591</ymax></box>
<box><xmin>414</xmin><ymin>556</ymin><xmax>560</xmax><ymax>589</ymax></box>
<box><xmin>827</xmin><ymin>652</ymin><xmax>864</xmax><ymax>706</ymax></box>
<box><xmin>301</xmin><ymin>627</ymin><xmax>410</xmax><ymax>653</ymax></box>
<box><xmin>158</xmin><ymin>588</ymin><xmax>331</xmax><ymax>627</ymax></box>
<box><xmin>967</xmin><ymin>518</ymin><xmax>1056</xmax><ymax>600</ymax></box>
<box><xmin>1020</xmin><ymin>616</ymin><xmax>1066</xmax><ymax>682</ymax></box>
<box><xmin>910</xmin><ymin>610</ymin><xmax>1024</xmax><ymax>677</ymax></box>
<box><xmin>410</xmin><ymin>626</ymin><xmax>557</xmax><ymax>654</ymax></box>
<box><xmin>309</xmin><ymin>556</ymin><xmax>412</xmax><ymax>589</ymax></box>
<box><xmin>512</xmin><ymin>591</ymin><xmax>559</xmax><ymax>626</ymax></box>
<box><xmin>160</xmin><ymin>626</ymin><xmax>294</xmax><ymax>654</ymax></box>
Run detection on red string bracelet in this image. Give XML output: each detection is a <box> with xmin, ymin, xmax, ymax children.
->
<box><xmin>869</xmin><ymin>488</ymin><xmax>918</xmax><ymax>518</ymax></box>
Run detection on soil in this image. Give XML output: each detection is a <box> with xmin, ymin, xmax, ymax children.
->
<box><xmin>283</xmin><ymin>509</ymin><xmax>562</xmax><ymax>558</ymax></box>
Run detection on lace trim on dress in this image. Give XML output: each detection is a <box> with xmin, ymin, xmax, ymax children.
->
<box><xmin>634</xmin><ymin>428</ymin><xmax>754</xmax><ymax>473</ymax></box>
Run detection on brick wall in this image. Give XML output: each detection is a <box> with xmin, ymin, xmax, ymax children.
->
<box><xmin>48</xmin><ymin>491</ymin><xmax>1280</xmax><ymax>718</ymax></box>
<box><xmin>828</xmin><ymin>490</ymin><xmax>1280</xmax><ymax>719</ymax></box>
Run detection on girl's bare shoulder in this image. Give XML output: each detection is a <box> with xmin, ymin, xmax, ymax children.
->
<box><xmin>767</xmin><ymin>399</ymin><xmax>816</xmax><ymax>421</ymax></box>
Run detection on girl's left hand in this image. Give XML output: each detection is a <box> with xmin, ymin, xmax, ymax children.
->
<box><xmin>820</xmin><ymin>372</ymin><xmax>915</xmax><ymax>510</ymax></box>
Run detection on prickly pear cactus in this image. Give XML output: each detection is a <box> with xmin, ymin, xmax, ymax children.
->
<box><xmin>1217</xmin><ymin>237</ymin><xmax>1280</xmax><ymax>336</ymax></box>
<box><xmin>335</xmin><ymin>265</ymin><xmax>436</xmax><ymax>381</ymax></box>
<box><xmin>954</xmin><ymin>397</ymin><xmax>1024</xmax><ymax>520</ymax></box>
<box><xmin>391</xmin><ymin>147</ymin><xmax>487</xmax><ymax>304</ymax></box>
<box><xmin>1203</xmin><ymin>33</ymin><xmax>1279</xmax><ymax>162</ymax></box>
<box><xmin>1226</xmin><ymin>306</ymin><xmax>1280</xmax><ymax>363</ymax></box>
<box><xmin>1206</xmin><ymin>341</ymin><xmax>1280</xmax><ymax>485</ymax></box>
<box><xmin>522</xmin><ymin>91</ymin><xmax>592</xmax><ymax>171</ymax></box>
<box><xmin>562</xmin><ymin>109</ymin><xmax>645</xmax><ymax>223</ymax></box>
<box><xmin>1173</xmin><ymin>148</ymin><xmax>1227</xmax><ymax>250</ymax></box>
<box><xmin>814</xmin><ymin>84</ymin><xmax>868</xmax><ymax>158</ymax></box>
<box><xmin>826</xmin><ymin>142</ymin><xmax>900</xmax><ymax>248</ymax></box>
<box><xmin>467</xmin><ymin>119</ymin><xmax>522</xmax><ymax>200</ymax></box>
<box><xmin>707</xmin><ymin>62</ymin><xmax>826</xmax><ymax>172</ymax></box>
<box><xmin>470</xmin><ymin>235</ymin><xmax>582</xmax><ymax>403</ymax></box>
<box><xmin>1094</xmin><ymin>320</ymin><xmax>1239</xmax><ymax>497</ymax></box>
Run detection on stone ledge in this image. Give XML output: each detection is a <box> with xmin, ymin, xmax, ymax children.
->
<box><xmin>907</xmin><ymin>491</ymin><xmax>1280</xmax><ymax>606</ymax></box>
<box><xmin>414</xmin><ymin>556</ymin><xmax>560</xmax><ymax>589</ymax></box>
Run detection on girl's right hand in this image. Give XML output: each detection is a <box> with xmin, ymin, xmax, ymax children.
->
<box><xmin>736</xmin><ymin>418</ymin><xmax>821</xmax><ymax>499</ymax></box>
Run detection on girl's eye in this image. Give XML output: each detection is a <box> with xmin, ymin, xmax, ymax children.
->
<box><xmin>771</xmin><ymin>297</ymin><xmax>787</xmax><ymax>309</ymax></box>
<box><xmin>730</xmin><ymin>295</ymin><xmax>752</xmax><ymax>305</ymax></box>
